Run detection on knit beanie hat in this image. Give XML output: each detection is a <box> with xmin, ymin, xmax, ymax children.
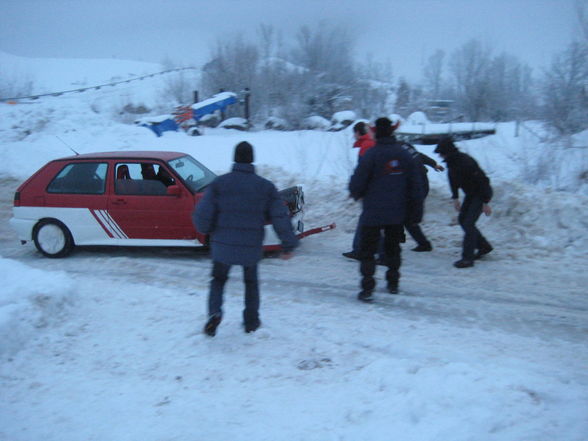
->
<box><xmin>434</xmin><ymin>137</ymin><xmax>458</xmax><ymax>155</ymax></box>
<box><xmin>374</xmin><ymin>117</ymin><xmax>400</xmax><ymax>139</ymax></box>
<box><xmin>234</xmin><ymin>141</ymin><xmax>254</xmax><ymax>163</ymax></box>
<box><xmin>353</xmin><ymin>121</ymin><xmax>368</xmax><ymax>136</ymax></box>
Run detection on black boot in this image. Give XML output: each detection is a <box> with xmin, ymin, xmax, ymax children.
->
<box><xmin>357</xmin><ymin>291</ymin><xmax>374</xmax><ymax>302</ymax></box>
<box><xmin>342</xmin><ymin>251</ymin><xmax>360</xmax><ymax>261</ymax></box>
<box><xmin>474</xmin><ymin>246</ymin><xmax>493</xmax><ymax>260</ymax></box>
<box><xmin>244</xmin><ymin>319</ymin><xmax>261</xmax><ymax>333</ymax></box>
<box><xmin>203</xmin><ymin>315</ymin><xmax>222</xmax><ymax>337</ymax></box>
<box><xmin>387</xmin><ymin>281</ymin><xmax>399</xmax><ymax>294</ymax></box>
<box><xmin>454</xmin><ymin>259</ymin><xmax>474</xmax><ymax>268</ymax></box>
<box><xmin>412</xmin><ymin>243</ymin><xmax>432</xmax><ymax>252</ymax></box>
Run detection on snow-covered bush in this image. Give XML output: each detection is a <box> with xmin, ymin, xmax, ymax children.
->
<box><xmin>407</xmin><ymin>111</ymin><xmax>430</xmax><ymax>125</ymax></box>
<box><xmin>218</xmin><ymin>117</ymin><xmax>248</xmax><ymax>131</ymax></box>
<box><xmin>303</xmin><ymin>115</ymin><xmax>330</xmax><ymax>130</ymax></box>
<box><xmin>329</xmin><ymin>110</ymin><xmax>357</xmax><ymax>131</ymax></box>
<box><xmin>264</xmin><ymin>116</ymin><xmax>290</xmax><ymax>131</ymax></box>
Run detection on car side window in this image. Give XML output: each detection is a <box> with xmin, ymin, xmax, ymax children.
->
<box><xmin>114</xmin><ymin>162</ymin><xmax>173</xmax><ymax>196</ymax></box>
<box><xmin>47</xmin><ymin>162</ymin><xmax>107</xmax><ymax>194</ymax></box>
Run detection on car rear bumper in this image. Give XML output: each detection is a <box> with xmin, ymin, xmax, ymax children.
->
<box><xmin>9</xmin><ymin>216</ymin><xmax>35</xmax><ymax>242</ymax></box>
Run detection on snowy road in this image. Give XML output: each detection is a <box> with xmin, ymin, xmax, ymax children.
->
<box><xmin>1</xmin><ymin>177</ymin><xmax>588</xmax><ymax>441</ymax></box>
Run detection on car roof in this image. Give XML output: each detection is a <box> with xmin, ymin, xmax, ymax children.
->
<box><xmin>56</xmin><ymin>151</ymin><xmax>188</xmax><ymax>161</ymax></box>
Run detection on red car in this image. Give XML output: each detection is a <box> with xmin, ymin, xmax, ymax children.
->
<box><xmin>10</xmin><ymin>151</ymin><xmax>334</xmax><ymax>257</ymax></box>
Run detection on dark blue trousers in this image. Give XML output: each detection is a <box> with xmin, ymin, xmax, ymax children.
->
<box><xmin>359</xmin><ymin>224</ymin><xmax>404</xmax><ymax>292</ymax></box>
<box><xmin>458</xmin><ymin>195</ymin><xmax>492</xmax><ymax>260</ymax></box>
<box><xmin>208</xmin><ymin>261</ymin><xmax>260</xmax><ymax>326</ymax></box>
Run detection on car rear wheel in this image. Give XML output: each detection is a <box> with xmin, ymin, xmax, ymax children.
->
<box><xmin>33</xmin><ymin>219</ymin><xmax>74</xmax><ymax>258</ymax></box>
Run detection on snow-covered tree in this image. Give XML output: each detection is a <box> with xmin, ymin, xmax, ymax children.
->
<box><xmin>542</xmin><ymin>41</ymin><xmax>588</xmax><ymax>135</ymax></box>
<box><xmin>449</xmin><ymin>39</ymin><xmax>494</xmax><ymax>121</ymax></box>
<box><xmin>423</xmin><ymin>49</ymin><xmax>445</xmax><ymax>99</ymax></box>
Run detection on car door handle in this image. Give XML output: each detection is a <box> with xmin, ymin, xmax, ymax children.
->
<box><xmin>112</xmin><ymin>198</ymin><xmax>127</xmax><ymax>205</ymax></box>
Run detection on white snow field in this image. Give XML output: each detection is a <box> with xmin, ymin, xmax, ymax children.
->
<box><xmin>0</xmin><ymin>52</ymin><xmax>587</xmax><ymax>441</ymax></box>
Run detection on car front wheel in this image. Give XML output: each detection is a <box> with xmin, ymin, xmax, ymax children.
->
<box><xmin>33</xmin><ymin>219</ymin><xmax>74</xmax><ymax>258</ymax></box>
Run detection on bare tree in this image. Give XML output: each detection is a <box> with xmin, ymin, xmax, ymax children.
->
<box><xmin>198</xmin><ymin>22</ymin><xmax>392</xmax><ymax>127</ymax></box>
<box><xmin>201</xmin><ymin>34</ymin><xmax>259</xmax><ymax>97</ymax></box>
<box><xmin>577</xmin><ymin>0</ymin><xmax>588</xmax><ymax>41</ymax></box>
<box><xmin>291</xmin><ymin>22</ymin><xmax>355</xmax><ymax>83</ymax></box>
<box><xmin>423</xmin><ymin>49</ymin><xmax>445</xmax><ymax>99</ymax></box>
<box><xmin>486</xmin><ymin>53</ymin><xmax>537</xmax><ymax>121</ymax></box>
<box><xmin>158</xmin><ymin>57</ymin><xmax>198</xmax><ymax>105</ymax></box>
<box><xmin>449</xmin><ymin>39</ymin><xmax>494</xmax><ymax>121</ymax></box>
<box><xmin>542</xmin><ymin>41</ymin><xmax>588</xmax><ymax>135</ymax></box>
<box><xmin>290</xmin><ymin>22</ymin><xmax>357</xmax><ymax>118</ymax></box>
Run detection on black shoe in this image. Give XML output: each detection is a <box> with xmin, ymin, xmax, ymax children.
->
<box><xmin>474</xmin><ymin>246</ymin><xmax>493</xmax><ymax>260</ymax></box>
<box><xmin>357</xmin><ymin>291</ymin><xmax>374</xmax><ymax>302</ymax></box>
<box><xmin>453</xmin><ymin>259</ymin><xmax>474</xmax><ymax>268</ymax></box>
<box><xmin>244</xmin><ymin>319</ymin><xmax>261</xmax><ymax>333</ymax></box>
<box><xmin>412</xmin><ymin>243</ymin><xmax>432</xmax><ymax>252</ymax></box>
<box><xmin>387</xmin><ymin>282</ymin><xmax>399</xmax><ymax>294</ymax></box>
<box><xmin>203</xmin><ymin>315</ymin><xmax>222</xmax><ymax>337</ymax></box>
<box><xmin>342</xmin><ymin>251</ymin><xmax>360</xmax><ymax>261</ymax></box>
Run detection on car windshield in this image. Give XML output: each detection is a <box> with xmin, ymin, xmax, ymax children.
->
<box><xmin>167</xmin><ymin>155</ymin><xmax>217</xmax><ymax>192</ymax></box>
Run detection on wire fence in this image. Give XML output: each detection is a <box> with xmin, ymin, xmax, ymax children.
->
<box><xmin>0</xmin><ymin>67</ymin><xmax>197</xmax><ymax>102</ymax></box>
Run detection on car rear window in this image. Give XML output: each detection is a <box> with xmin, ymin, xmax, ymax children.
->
<box><xmin>47</xmin><ymin>162</ymin><xmax>107</xmax><ymax>194</ymax></box>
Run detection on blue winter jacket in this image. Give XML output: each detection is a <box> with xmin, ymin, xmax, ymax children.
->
<box><xmin>193</xmin><ymin>163</ymin><xmax>298</xmax><ymax>265</ymax></box>
<box><xmin>349</xmin><ymin>136</ymin><xmax>425</xmax><ymax>226</ymax></box>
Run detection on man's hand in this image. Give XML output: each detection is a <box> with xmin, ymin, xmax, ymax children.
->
<box><xmin>483</xmin><ymin>203</ymin><xmax>492</xmax><ymax>216</ymax></box>
<box><xmin>453</xmin><ymin>199</ymin><xmax>461</xmax><ymax>211</ymax></box>
<box><xmin>434</xmin><ymin>163</ymin><xmax>445</xmax><ymax>172</ymax></box>
<box><xmin>280</xmin><ymin>252</ymin><xmax>294</xmax><ymax>260</ymax></box>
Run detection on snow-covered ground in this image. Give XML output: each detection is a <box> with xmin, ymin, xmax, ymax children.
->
<box><xmin>1</xmin><ymin>52</ymin><xmax>587</xmax><ymax>441</ymax></box>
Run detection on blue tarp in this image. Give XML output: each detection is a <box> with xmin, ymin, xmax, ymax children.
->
<box><xmin>141</xmin><ymin>118</ymin><xmax>179</xmax><ymax>137</ymax></box>
<box><xmin>192</xmin><ymin>92</ymin><xmax>237</xmax><ymax>120</ymax></box>
<box><xmin>138</xmin><ymin>91</ymin><xmax>238</xmax><ymax>136</ymax></box>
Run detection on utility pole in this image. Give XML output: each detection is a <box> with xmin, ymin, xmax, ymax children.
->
<box><xmin>243</xmin><ymin>87</ymin><xmax>251</xmax><ymax>129</ymax></box>
<box><xmin>219</xmin><ymin>89</ymin><xmax>225</xmax><ymax>121</ymax></box>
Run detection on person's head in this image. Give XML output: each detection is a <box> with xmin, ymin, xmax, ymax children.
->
<box><xmin>374</xmin><ymin>117</ymin><xmax>400</xmax><ymax>139</ymax></box>
<box><xmin>234</xmin><ymin>141</ymin><xmax>254</xmax><ymax>164</ymax></box>
<box><xmin>434</xmin><ymin>137</ymin><xmax>458</xmax><ymax>158</ymax></box>
<box><xmin>141</xmin><ymin>163</ymin><xmax>156</xmax><ymax>179</ymax></box>
<box><xmin>353</xmin><ymin>121</ymin><xmax>369</xmax><ymax>140</ymax></box>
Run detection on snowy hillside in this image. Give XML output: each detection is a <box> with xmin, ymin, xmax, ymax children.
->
<box><xmin>1</xmin><ymin>54</ymin><xmax>587</xmax><ymax>441</ymax></box>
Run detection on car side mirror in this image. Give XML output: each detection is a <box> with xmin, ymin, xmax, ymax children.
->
<box><xmin>167</xmin><ymin>185</ymin><xmax>181</xmax><ymax>197</ymax></box>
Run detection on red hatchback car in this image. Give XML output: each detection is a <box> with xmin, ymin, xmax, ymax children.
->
<box><xmin>10</xmin><ymin>151</ymin><xmax>332</xmax><ymax>257</ymax></box>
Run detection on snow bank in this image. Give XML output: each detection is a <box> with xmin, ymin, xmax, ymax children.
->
<box><xmin>0</xmin><ymin>258</ymin><xmax>76</xmax><ymax>358</ymax></box>
<box><xmin>1</xmin><ymin>54</ymin><xmax>588</xmax><ymax>441</ymax></box>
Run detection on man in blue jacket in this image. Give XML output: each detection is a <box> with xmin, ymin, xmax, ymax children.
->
<box><xmin>193</xmin><ymin>141</ymin><xmax>299</xmax><ymax>336</ymax></box>
<box><xmin>349</xmin><ymin>117</ymin><xmax>424</xmax><ymax>301</ymax></box>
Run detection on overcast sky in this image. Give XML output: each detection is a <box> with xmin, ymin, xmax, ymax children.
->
<box><xmin>0</xmin><ymin>0</ymin><xmax>581</xmax><ymax>81</ymax></box>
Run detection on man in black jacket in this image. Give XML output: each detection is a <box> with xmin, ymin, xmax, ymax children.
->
<box><xmin>435</xmin><ymin>138</ymin><xmax>493</xmax><ymax>268</ymax></box>
<box><xmin>401</xmin><ymin>142</ymin><xmax>444</xmax><ymax>252</ymax></box>
<box><xmin>349</xmin><ymin>118</ymin><xmax>424</xmax><ymax>301</ymax></box>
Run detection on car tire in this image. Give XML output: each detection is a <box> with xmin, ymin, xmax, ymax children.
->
<box><xmin>33</xmin><ymin>219</ymin><xmax>75</xmax><ymax>258</ymax></box>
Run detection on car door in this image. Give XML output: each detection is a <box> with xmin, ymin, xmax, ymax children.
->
<box><xmin>43</xmin><ymin>161</ymin><xmax>111</xmax><ymax>242</ymax></box>
<box><xmin>107</xmin><ymin>161</ymin><xmax>196</xmax><ymax>240</ymax></box>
